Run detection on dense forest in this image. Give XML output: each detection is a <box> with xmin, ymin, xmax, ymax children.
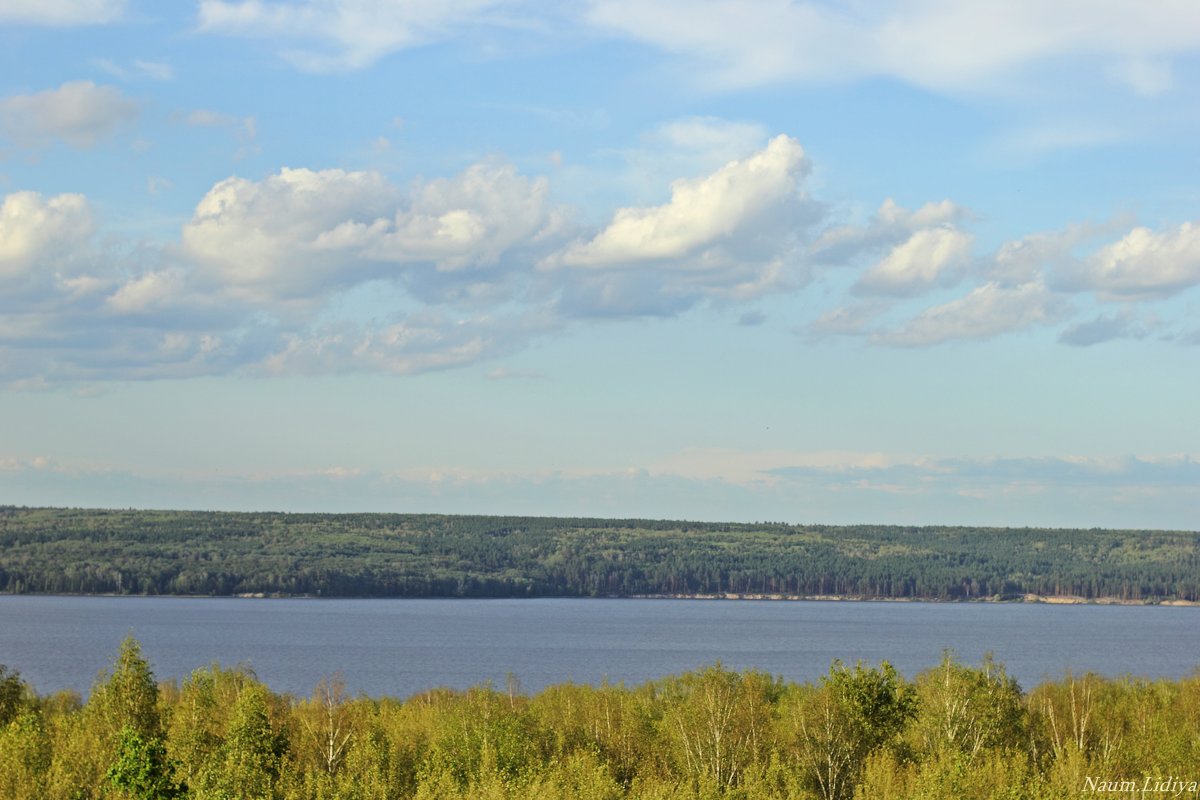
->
<box><xmin>1</xmin><ymin>507</ymin><xmax>1198</xmax><ymax>601</ymax></box>
<box><xmin>1</xmin><ymin>638</ymin><xmax>1197</xmax><ymax>799</ymax></box>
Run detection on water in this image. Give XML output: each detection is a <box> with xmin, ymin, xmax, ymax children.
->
<box><xmin>0</xmin><ymin>596</ymin><xmax>1196</xmax><ymax>699</ymax></box>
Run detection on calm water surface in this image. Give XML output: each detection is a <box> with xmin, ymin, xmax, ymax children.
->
<box><xmin>0</xmin><ymin>596</ymin><xmax>1196</xmax><ymax>698</ymax></box>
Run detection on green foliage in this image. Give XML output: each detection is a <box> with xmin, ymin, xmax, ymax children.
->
<box><xmin>0</xmin><ymin>506</ymin><xmax>1197</xmax><ymax>601</ymax></box>
<box><xmin>207</xmin><ymin>683</ymin><xmax>285</xmax><ymax>800</ymax></box>
<box><xmin>911</xmin><ymin>651</ymin><xmax>1027</xmax><ymax>760</ymax></box>
<box><xmin>7</xmin><ymin>637</ymin><xmax>1200</xmax><ymax>799</ymax></box>
<box><xmin>0</xmin><ymin>664</ymin><xmax>31</xmax><ymax>726</ymax></box>
<box><xmin>106</xmin><ymin>727</ymin><xmax>185</xmax><ymax>800</ymax></box>
<box><xmin>0</xmin><ymin>709</ymin><xmax>51</xmax><ymax>800</ymax></box>
<box><xmin>658</xmin><ymin>665</ymin><xmax>780</xmax><ymax>788</ymax></box>
<box><xmin>92</xmin><ymin>635</ymin><xmax>162</xmax><ymax>740</ymax></box>
<box><xmin>785</xmin><ymin>661</ymin><xmax>917</xmax><ymax>800</ymax></box>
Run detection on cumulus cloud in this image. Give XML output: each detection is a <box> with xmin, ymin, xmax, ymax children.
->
<box><xmin>104</xmin><ymin>268</ymin><xmax>189</xmax><ymax>315</ymax></box>
<box><xmin>1062</xmin><ymin>222</ymin><xmax>1200</xmax><ymax>300</ymax></box>
<box><xmin>811</xmin><ymin>198</ymin><xmax>967</xmax><ymax>266</ymax></box>
<box><xmin>0</xmin><ymin>81</ymin><xmax>138</xmax><ymax>148</ymax></box>
<box><xmin>180</xmin><ymin>161</ymin><xmax>552</xmax><ymax>307</ymax></box>
<box><xmin>197</xmin><ymin>0</ymin><xmax>517</xmax><ymax>71</ymax></box>
<box><xmin>5</xmin><ymin>121</ymin><xmax>1197</xmax><ymax>386</ymax></box>
<box><xmin>0</xmin><ymin>0</ymin><xmax>124</xmax><ymax>25</ymax></box>
<box><xmin>853</xmin><ymin>226</ymin><xmax>972</xmax><ymax>297</ymax></box>
<box><xmin>0</xmin><ymin>157</ymin><xmax>562</xmax><ymax>383</ymax></box>
<box><xmin>2</xmin><ymin>135</ymin><xmax>816</xmax><ymax>381</ymax></box>
<box><xmin>180</xmin><ymin>167</ymin><xmax>400</xmax><ymax>303</ymax></box>
<box><xmin>553</xmin><ymin>135</ymin><xmax>808</xmax><ymax>267</ymax></box>
<box><xmin>546</xmin><ymin>135</ymin><xmax>817</xmax><ymax>315</ymax></box>
<box><xmin>875</xmin><ymin>280</ymin><xmax>1065</xmax><ymax>346</ymax></box>
<box><xmin>0</xmin><ymin>191</ymin><xmax>95</xmax><ymax>289</ymax></box>
<box><xmin>367</xmin><ymin>162</ymin><xmax>550</xmax><ymax>271</ymax></box>
<box><xmin>0</xmin><ymin>189</ymin><xmax>257</xmax><ymax>383</ymax></box>
<box><xmin>585</xmin><ymin>0</ymin><xmax>1200</xmax><ymax>93</ymax></box>
<box><xmin>984</xmin><ymin>224</ymin><xmax>1098</xmax><ymax>287</ymax></box>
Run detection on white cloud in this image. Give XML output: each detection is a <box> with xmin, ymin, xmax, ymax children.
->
<box><xmin>0</xmin><ymin>0</ymin><xmax>124</xmax><ymax>25</ymax></box>
<box><xmin>0</xmin><ymin>191</ymin><xmax>94</xmax><ymax>285</ymax></box>
<box><xmin>104</xmin><ymin>268</ymin><xmax>188</xmax><ymax>315</ymax></box>
<box><xmin>367</xmin><ymin>161</ymin><xmax>550</xmax><ymax>271</ymax></box>
<box><xmin>1065</xmin><ymin>222</ymin><xmax>1200</xmax><ymax>300</ymax></box>
<box><xmin>0</xmin><ymin>81</ymin><xmax>138</xmax><ymax>148</ymax></box>
<box><xmin>546</xmin><ymin>134</ymin><xmax>816</xmax><ymax>315</ymax></box>
<box><xmin>853</xmin><ymin>226</ymin><xmax>972</xmax><ymax>297</ymax></box>
<box><xmin>811</xmin><ymin>198</ymin><xmax>967</xmax><ymax>266</ymax></box>
<box><xmin>986</xmin><ymin>225</ymin><xmax>1093</xmax><ymax>287</ymax></box>
<box><xmin>197</xmin><ymin>0</ymin><xmax>517</xmax><ymax>72</ymax></box>
<box><xmin>181</xmin><ymin>161</ymin><xmax>552</xmax><ymax>306</ymax></box>
<box><xmin>0</xmin><ymin>157</ymin><xmax>561</xmax><ymax>383</ymax></box>
<box><xmin>551</xmin><ymin>134</ymin><xmax>808</xmax><ymax>267</ymax></box>
<box><xmin>180</xmin><ymin>167</ymin><xmax>399</xmax><ymax>303</ymax></box>
<box><xmin>875</xmin><ymin>280</ymin><xmax>1065</xmax><ymax>346</ymax></box>
<box><xmin>585</xmin><ymin>0</ymin><xmax>1200</xmax><ymax>93</ymax></box>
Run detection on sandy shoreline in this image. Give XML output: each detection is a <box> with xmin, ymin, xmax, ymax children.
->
<box><xmin>7</xmin><ymin>591</ymin><xmax>1198</xmax><ymax>606</ymax></box>
<box><xmin>628</xmin><ymin>592</ymin><xmax>1200</xmax><ymax>606</ymax></box>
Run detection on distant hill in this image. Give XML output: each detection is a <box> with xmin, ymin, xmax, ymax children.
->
<box><xmin>1</xmin><ymin>506</ymin><xmax>1197</xmax><ymax>601</ymax></box>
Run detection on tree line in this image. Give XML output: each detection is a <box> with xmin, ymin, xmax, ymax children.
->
<box><xmin>1</xmin><ymin>506</ymin><xmax>1198</xmax><ymax>601</ymax></box>
<box><xmin>1</xmin><ymin>638</ymin><xmax>1197</xmax><ymax>799</ymax></box>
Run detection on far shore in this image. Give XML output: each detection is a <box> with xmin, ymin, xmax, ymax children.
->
<box><xmin>5</xmin><ymin>591</ymin><xmax>1197</xmax><ymax>606</ymax></box>
<box><xmin>627</xmin><ymin>592</ymin><xmax>1200</xmax><ymax>606</ymax></box>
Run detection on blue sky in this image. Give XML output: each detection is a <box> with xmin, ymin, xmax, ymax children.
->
<box><xmin>1</xmin><ymin>0</ymin><xmax>1198</xmax><ymax>528</ymax></box>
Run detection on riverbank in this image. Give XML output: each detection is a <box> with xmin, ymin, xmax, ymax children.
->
<box><xmin>6</xmin><ymin>590</ymin><xmax>1199</xmax><ymax>605</ymax></box>
<box><xmin>629</xmin><ymin>592</ymin><xmax>1200</xmax><ymax>606</ymax></box>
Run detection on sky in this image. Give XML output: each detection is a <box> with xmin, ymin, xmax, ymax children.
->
<box><xmin>0</xmin><ymin>0</ymin><xmax>1198</xmax><ymax>528</ymax></box>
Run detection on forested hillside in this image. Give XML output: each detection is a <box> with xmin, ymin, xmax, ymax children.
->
<box><xmin>1</xmin><ymin>639</ymin><xmax>1198</xmax><ymax>799</ymax></box>
<box><xmin>2</xmin><ymin>506</ymin><xmax>1200</xmax><ymax>599</ymax></box>
<box><xmin>1</xmin><ymin>506</ymin><xmax>1198</xmax><ymax>601</ymax></box>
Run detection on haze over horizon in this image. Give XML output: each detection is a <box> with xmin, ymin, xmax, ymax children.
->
<box><xmin>1</xmin><ymin>1</ymin><xmax>1198</xmax><ymax>529</ymax></box>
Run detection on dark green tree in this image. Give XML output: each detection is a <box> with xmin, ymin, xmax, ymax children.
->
<box><xmin>788</xmin><ymin>661</ymin><xmax>917</xmax><ymax>800</ymax></box>
<box><xmin>106</xmin><ymin>727</ymin><xmax>186</xmax><ymax>800</ymax></box>
<box><xmin>0</xmin><ymin>665</ymin><xmax>29</xmax><ymax>726</ymax></box>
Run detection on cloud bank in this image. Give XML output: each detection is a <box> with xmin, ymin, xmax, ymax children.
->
<box><xmin>4</xmin><ymin>450</ymin><xmax>1195</xmax><ymax>529</ymax></box>
<box><xmin>1</xmin><ymin>123</ymin><xmax>1198</xmax><ymax>384</ymax></box>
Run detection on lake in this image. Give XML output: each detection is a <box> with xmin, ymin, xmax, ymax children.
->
<box><xmin>1</xmin><ymin>596</ymin><xmax>1196</xmax><ymax>698</ymax></box>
